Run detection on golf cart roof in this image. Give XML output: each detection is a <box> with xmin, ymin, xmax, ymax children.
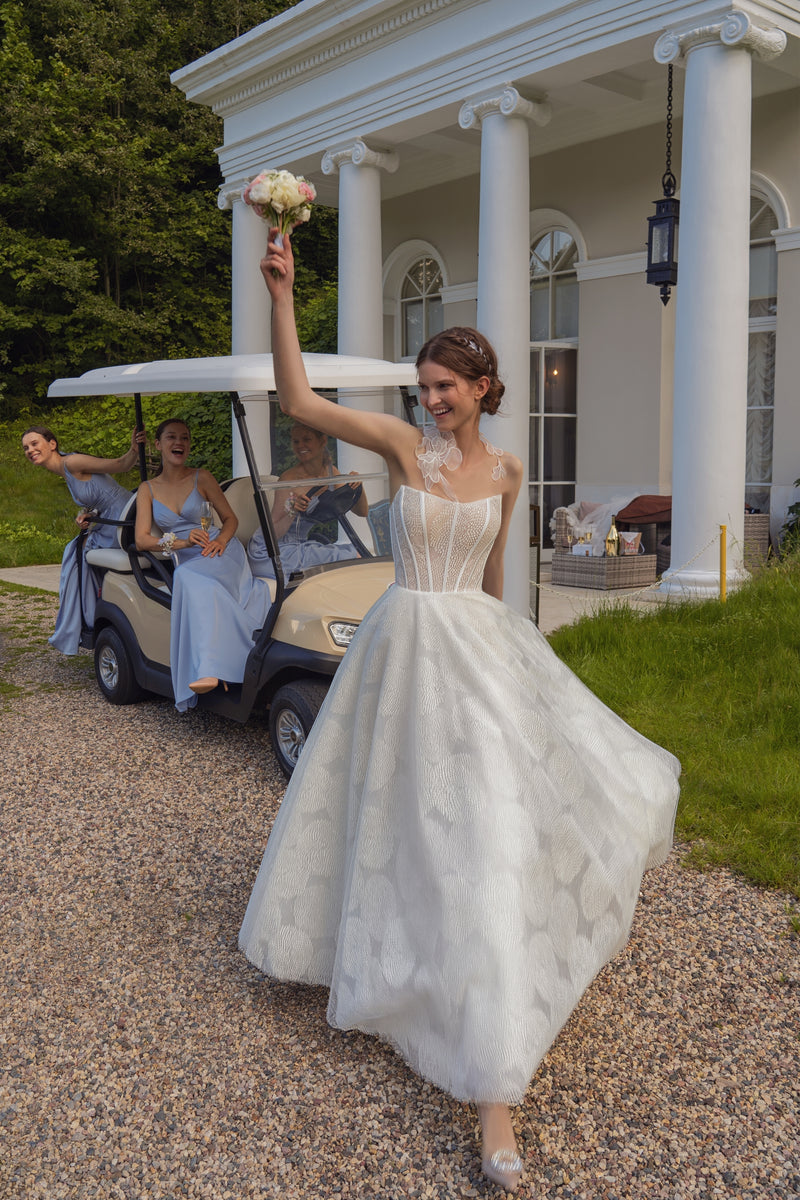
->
<box><xmin>47</xmin><ymin>353</ymin><xmax>418</xmax><ymax>398</ymax></box>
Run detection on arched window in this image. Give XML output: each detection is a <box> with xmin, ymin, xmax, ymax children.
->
<box><xmin>747</xmin><ymin>197</ymin><xmax>777</xmax><ymax>516</ymax></box>
<box><xmin>401</xmin><ymin>257</ymin><xmax>444</xmax><ymax>356</ymax></box>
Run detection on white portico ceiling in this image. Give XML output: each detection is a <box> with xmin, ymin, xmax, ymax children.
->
<box><xmin>172</xmin><ymin>0</ymin><xmax>800</xmax><ymax>205</ymax></box>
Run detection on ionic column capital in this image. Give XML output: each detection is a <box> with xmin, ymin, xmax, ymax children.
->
<box><xmin>655</xmin><ymin>10</ymin><xmax>786</xmax><ymax>64</ymax></box>
<box><xmin>217</xmin><ymin>178</ymin><xmax>250</xmax><ymax>210</ymax></box>
<box><xmin>321</xmin><ymin>138</ymin><xmax>398</xmax><ymax>176</ymax></box>
<box><xmin>458</xmin><ymin>84</ymin><xmax>551</xmax><ymax>130</ymax></box>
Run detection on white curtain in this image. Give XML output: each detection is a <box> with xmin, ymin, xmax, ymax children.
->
<box><xmin>746</xmin><ymin>332</ymin><xmax>775</xmax><ymax>496</ymax></box>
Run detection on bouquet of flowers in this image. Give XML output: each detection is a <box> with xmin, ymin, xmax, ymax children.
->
<box><xmin>243</xmin><ymin>169</ymin><xmax>317</xmax><ymax>245</ymax></box>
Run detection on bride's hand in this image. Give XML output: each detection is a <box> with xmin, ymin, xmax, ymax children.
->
<box><xmin>260</xmin><ymin>227</ymin><xmax>296</xmax><ymax>295</ymax></box>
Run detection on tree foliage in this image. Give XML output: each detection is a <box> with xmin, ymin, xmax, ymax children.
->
<box><xmin>0</xmin><ymin>0</ymin><xmax>338</xmax><ymax>419</ymax></box>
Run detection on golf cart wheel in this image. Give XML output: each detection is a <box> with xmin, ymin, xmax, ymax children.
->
<box><xmin>269</xmin><ymin>680</ymin><xmax>328</xmax><ymax>778</ymax></box>
<box><xmin>94</xmin><ymin>627</ymin><xmax>143</xmax><ymax>705</ymax></box>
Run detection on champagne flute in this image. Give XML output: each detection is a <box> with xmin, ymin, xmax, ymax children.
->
<box><xmin>200</xmin><ymin>500</ymin><xmax>213</xmax><ymax>534</ymax></box>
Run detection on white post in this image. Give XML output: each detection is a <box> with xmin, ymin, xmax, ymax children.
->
<box><xmin>654</xmin><ymin>13</ymin><xmax>785</xmax><ymax>596</ymax></box>
<box><xmin>459</xmin><ymin>86</ymin><xmax>550</xmax><ymax>616</ymax></box>
<box><xmin>322</xmin><ymin>140</ymin><xmax>398</xmax><ymax>495</ymax></box>
<box><xmin>221</xmin><ymin>181</ymin><xmax>271</xmax><ymax>478</ymax></box>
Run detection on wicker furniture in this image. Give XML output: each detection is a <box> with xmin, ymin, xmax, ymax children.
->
<box><xmin>551</xmin><ymin>548</ymin><xmax>657</xmax><ymax>590</ymax></box>
<box><xmin>555</xmin><ymin>503</ymin><xmax>772</xmax><ymax>583</ymax></box>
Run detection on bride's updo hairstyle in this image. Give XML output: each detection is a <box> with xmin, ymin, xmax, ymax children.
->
<box><xmin>415</xmin><ymin>326</ymin><xmax>505</xmax><ymax>416</ymax></box>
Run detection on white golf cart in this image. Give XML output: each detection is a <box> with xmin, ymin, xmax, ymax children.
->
<box><xmin>47</xmin><ymin>354</ymin><xmax>418</xmax><ymax>775</ymax></box>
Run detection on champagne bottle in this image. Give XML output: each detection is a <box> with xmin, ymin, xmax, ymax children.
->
<box><xmin>605</xmin><ymin>516</ymin><xmax>619</xmax><ymax>557</ymax></box>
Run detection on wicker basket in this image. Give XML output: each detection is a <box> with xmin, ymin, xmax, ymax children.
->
<box><xmin>743</xmin><ymin>513</ymin><xmax>770</xmax><ymax>570</ymax></box>
<box><xmin>551</xmin><ymin>549</ymin><xmax>657</xmax><ymax>590</ymax></box>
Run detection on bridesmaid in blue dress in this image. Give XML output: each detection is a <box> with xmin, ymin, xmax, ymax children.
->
<box><xmin>134</xmin><ymin>418</ymin><xmax>272</xmax><ymax>713</ymax></box>
<box><xmin>22</xmin><ymin>425</ymin><xmax>145</xmax><ymax>655</ymax></box>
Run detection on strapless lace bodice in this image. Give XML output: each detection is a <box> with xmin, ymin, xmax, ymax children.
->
<box><xmin>390</xmin><ymin>485</ymin><xmax>501</xmax><ymax>593</ymax></box>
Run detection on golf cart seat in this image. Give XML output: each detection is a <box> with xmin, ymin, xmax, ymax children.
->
<box><xmin>221</xmin><ymin>475</ymin><xmax>278</xmax><ymax>544</ymax></box>
<box><xmin>84</xmin><ymin>494</ymin><xmax>152</xmax><ymax>573</ymax></box>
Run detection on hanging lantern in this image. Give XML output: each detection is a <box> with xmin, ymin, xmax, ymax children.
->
<box><xmin>646</xmin><ymin>64</ymin><xmax>680</xmax><ymax>306</ymax></box>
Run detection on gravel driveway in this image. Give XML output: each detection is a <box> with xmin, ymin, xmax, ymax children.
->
<box><xmin>1</xmin><ymin>584</ymin><xmax>798</xmax><ymax>1200</ymax></box>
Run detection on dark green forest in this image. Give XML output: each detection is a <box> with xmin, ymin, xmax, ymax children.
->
<box><xmin>0</xmin><ymin>0</ymin><xmax>338</xmax><ymax>420</ymax></box>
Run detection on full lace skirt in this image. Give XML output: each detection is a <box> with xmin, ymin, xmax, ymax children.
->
<box><xmin>239</xmin><ymin>584</ymin><xmax>679</xmax><ymax>1103</ymax></box>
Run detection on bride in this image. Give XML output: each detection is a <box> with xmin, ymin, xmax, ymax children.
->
<box><xmin>239</xmin><ymin>228</ymin><xmax>680</xmax><ymax>1191</ymax></box>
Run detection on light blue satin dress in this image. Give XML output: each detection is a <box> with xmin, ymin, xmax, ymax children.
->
<box><xmin>49</xmin><ymin>459</ymin><xmax>133</xmax><ymax>655</ymax></box>
<box><xmin>247</xmin><ymin>481</ymin><xmax>362</xmax><ymax>578</ymax></box>
<box><xmin>148</xmin><ymin>476</ymin><xmax>273</xmax><ymax>712</ymax></box>
<box><xmin>248</xmin><ymin>517</ymin><xmax>356</xmax><ymax>578</ymax></box>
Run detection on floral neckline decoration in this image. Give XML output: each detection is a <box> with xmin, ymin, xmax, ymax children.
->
<box><xmin>415</xmin><ymin>429</ymin><xmax>463</xmax><ymax>500</ymax></box>
<box><xmin>415</xmin><ymin>428</ymin><xmax>506</xmax><ymax>499</ymax></box>
<box><xmin>479</xmin><ymin>434</ymin><xmax>507</xmax><ymax>482</ymax></box>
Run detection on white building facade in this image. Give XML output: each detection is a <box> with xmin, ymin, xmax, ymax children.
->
<box><xmin>173</xmin><ymin>0</ymin><xmax>800</xmax><ymax>613</ymax></box>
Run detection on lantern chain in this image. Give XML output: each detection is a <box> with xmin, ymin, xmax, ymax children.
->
<box><xmin>662</xmin><ymin>64</ymin><xmax>676</xmax><ymax>198</ymax></box>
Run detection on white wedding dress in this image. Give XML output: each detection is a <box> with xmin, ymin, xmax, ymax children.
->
<box><xmin>240</xmin><ymin>483</ymin><xmax>680</xmax><ymax>1104</ymax></box>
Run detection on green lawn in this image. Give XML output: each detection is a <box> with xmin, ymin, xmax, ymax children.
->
<box><xmin>549</xmin><ymin>558</ymin><xmax>800</xmax><ymax>897</ymax></box>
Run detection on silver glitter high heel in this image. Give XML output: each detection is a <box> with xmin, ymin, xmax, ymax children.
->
<box><xmin>482</xmin><ymin>1147</ymin><xmax>524</xmax><ymax>1192</ymax></box>
<box><xmin>477</xmin><ymin>1105</ymin><xmax>524</xmax><ymax>1191</ymax></box>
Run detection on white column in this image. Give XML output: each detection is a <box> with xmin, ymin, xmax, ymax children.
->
<box><xmin>322</xmin><ymin>140</ymin><xmax>398</xmax><ymax>489</ymax></box>
<box><xmin>654</xmin><ymin>13</ymin><xmax>785</xmax><ymax>596</ymax></box>
<box><xmin>220</xmin><ymin>181</ymin><xmax>271</xmax><ymax>478</ymax></box>
<box><xmin>459</xmin><ymin>86</ymin><xmax>550</xmax><ymax>616</ymax></box>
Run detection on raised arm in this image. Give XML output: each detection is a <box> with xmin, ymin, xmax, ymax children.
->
<box><xmin>262</xmin><ymin>230</ymin><xmax>419</xmax><ymax>469</ymax></box>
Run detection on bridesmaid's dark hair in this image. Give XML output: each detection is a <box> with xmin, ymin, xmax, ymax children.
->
<box><xmin>153</xmin><ymin>418</ymin><xmax>190</xmax><ymax>476</ymax></box>
<box><xmin>415</xmin><ymin>326</ymin><xmax>505</xmax><ymax>416</ymax></box>
<box><xmin>22</xmin><ymin>425</ymin><xmax>59</xmax><ymax>451</ymax></box>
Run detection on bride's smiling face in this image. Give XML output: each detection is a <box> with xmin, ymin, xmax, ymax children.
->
<box><xmin>417</xmin><ymin>359</ymin><xmax>488</xmax><ymax>431</ymax></box>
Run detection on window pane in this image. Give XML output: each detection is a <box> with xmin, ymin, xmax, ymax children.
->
<box><xmin>531</xmin><ymin>232</ymin><xmax>553</xmax><ymax>272</ymax></box>
<box><xmin>749</xmin><ymin>243</ymin><xmax>777</xmax><ymax>315</ymax></box>
<box><xmin>748</xmin><ymin>331</ymin><xmax>775</xmax><ymax>409</ymax></box>
<box><xmin>554</xmin><ymin>276</ymin><xmax>579</xmax><ymax>339</ymax></box>
<box><xmin>553</xmin><ymin>235</ymin><xmax>578</xmax><ymax>273</ymax></box>
<box><xmin>529</xmin><ymin>349</ymin><xmax>541</xmax><ymax>417</ymax></box>
<box><xmin>425</xmin><ymin>262</ymin><xmax>443</xmax><ymax>292</ymax></box>
<box><xmin>750</xmin><ymin>200</ymin><xmax>777</xmax><ymax>241</ymax></box>
<box><xmin>746</xmin><ymin>409</ymin><xmax>773</xmax><ymax>484</ymax></box>
<box><xmin>543</xmin><ymin>349</ymin><xmax>576</xmax><ymax>414</ymax></box>
<box><xmin>531</xmin><ymin>279</ymin><xmax>549</xmax><ymax>340</ymax></box>
<box><xmin>427</xmin><ymin>296</ymin><xmax>444</xmax><ymax>338</ymax></box>
<box><xmin>543</xmin><ymin>416</ymin><xmax>576</xmax><ymax>481</ymax></box>
<box><xmin>403</xmin><ymin>299</ymin><xmax>424</xmax><ymax>356</ymax></box>
<box><xmin>529</xmin><ymin>415</ymin><xmax>540</xmax><ymax>481</ymax></box>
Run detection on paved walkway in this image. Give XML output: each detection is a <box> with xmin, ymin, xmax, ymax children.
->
<box><xmin>0</xmin><ymin>562</ymin><xmax>662</xmax><ymax>635</ymax></box>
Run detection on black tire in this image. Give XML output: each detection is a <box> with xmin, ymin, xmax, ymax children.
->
<box><xmin>94</xmin><ymin>626</ymin><xmax>144</xmax><ymax>705</ymax></box>
<box><xmin>269</xmin><ymin>679</ymin><xmax>328</xmax><ymax>778</ymax></box>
